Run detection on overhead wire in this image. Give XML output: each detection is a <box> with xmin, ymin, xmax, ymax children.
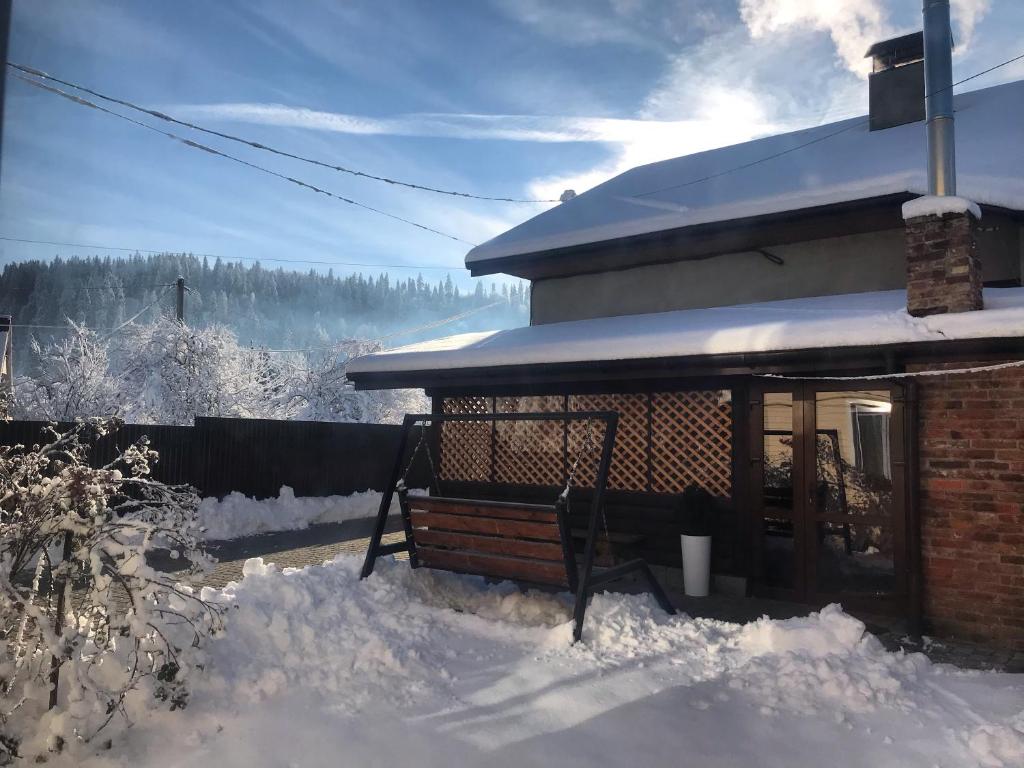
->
<box><xmin>5</xmin><ymin>61</ymin><xmax>558</xmax><ymax>204</ymax></box>
<box><xmin>99</xmin><ymin>286</ymin><xmax>173</xmax><ymax>339</ymax></box>
<box><xmin>258</xmin><ymin>299</ymin><xmax>506</xmax><ymax>353</ymax></box>
<box><xmin>12</xmin><ymin>74</ymin><xmax>477</xmax><ymax>246</ymax></box>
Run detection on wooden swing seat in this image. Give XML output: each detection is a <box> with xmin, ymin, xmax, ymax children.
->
<box><xmin>402</xmin><ymin>493</ymin><xmax>577</xmax><ymax>588</ymax></box>
<box><xmin>361</xmin><ymin>411</ymin><xmax>675</xmax><ymax>642</ymax></box>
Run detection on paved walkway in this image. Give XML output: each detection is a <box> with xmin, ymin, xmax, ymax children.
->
<box><xmin>196</xmin><ymin>519</ymin><xmax>1023</xmax><ymax>673</ymax></box>
<box><xmin>200</xmin><ymin>516</ymin><xmax>406</xmax><ymax>589</ymax></box>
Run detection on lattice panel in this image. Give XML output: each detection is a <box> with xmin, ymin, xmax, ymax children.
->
<box><xmin>439</xmin><ymin>396</ymin><xmax>492</xmax><ymax>482</ymax></box>
<box><xmin>651</xmin><ymin>390</ymin><xmax>733</xmax><ymax>496</ymax></box>
<box><xmin>569</xmin><ymin>393</ymin><xmax>648</xmax><ymax>491</ymax></box>
<box><xmin>494</xmin><ymin>396</ymin><xmax>566</xmax><ymax>486</ymax></box>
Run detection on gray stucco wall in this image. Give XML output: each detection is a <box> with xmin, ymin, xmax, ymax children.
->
<box><xmin>531</xmin><ymin>217</ymin><xmax>1021</xmax><ymax>325</ymax></box>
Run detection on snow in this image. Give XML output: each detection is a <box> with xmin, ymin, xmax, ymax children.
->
<box><xmin>348</xmin><ymin>286</ymin><xmax>1024</xmax><ymax>377</ymax></box>
<box><xmin>902</xmin><ymin>195</ymin><xmax>982</xmax><ymax>220</ymax></box>
<box><xmin>467</xmin><ymin>80</ymin><xmax>1024</xmax><ymax>264</ymax></box>
<box><xmin>197</xmin><ymin>485</ymin><xmax>407</xmax><ymax>540</ymax></box>
<box><xmin>54</xmin><ymin>555</ymin><xmax>1024</xmax><ymax>768</ymax></box>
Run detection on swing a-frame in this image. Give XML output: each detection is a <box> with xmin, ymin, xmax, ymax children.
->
<box><xmin>360</xmin><ymin>411</ymin><xmax>676</xmax><ymax>642</ymax></box>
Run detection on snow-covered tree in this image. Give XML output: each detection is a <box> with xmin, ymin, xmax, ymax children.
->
<box><xmin>0</xmin><ymin>419</ymin><xmax>223</xmax><ymax>760</ymax></box>
<box><xmin>13</xmin><ymin>324</ymin><xmax>124</xmax><ymax>421</ymax></box>
<box><xmin>115</xmin><ymin>318</ymin><xmax>290</xmax><ymax>424</ymax></box>
<box><xmin>12</xmin><ymin>318</ymin><xmax>427</xmax><ymax>425</ymax></box>
<box><xmin>289</xmin><ymin>342</ymin><xmax>426</xmax><ymax>423</ymax></box>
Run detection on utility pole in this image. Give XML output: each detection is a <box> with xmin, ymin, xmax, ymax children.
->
<box><xmin>175</xmin><ymin>276</ymin><xmax>186</xmax><ymax>322</ymax></box>
<box><xmin>0</xmin><ymin>0</ymin><xmax>12</xmax><ymax>183</ymax></box>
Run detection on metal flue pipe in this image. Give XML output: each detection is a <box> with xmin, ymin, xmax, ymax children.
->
<box><xmin>923</xmin><ymin>0</ymin><xmax>956</xmax><ymax>195</ymax></box>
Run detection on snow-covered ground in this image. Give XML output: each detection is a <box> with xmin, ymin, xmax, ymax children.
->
<box><xmin>197</xmin><ymin>486</ymin><xmax>399</xmax><ymax>539</ymax></box>
<box><xmin>62</xmin><ymin>555</ymin><xmax>1024</xmax><ymax>768</ymax></box>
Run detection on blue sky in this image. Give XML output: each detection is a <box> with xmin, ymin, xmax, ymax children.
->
<box><xmin>2</xmin><ymin>0</ymin><xmax>1022</xmax><ymax>289</ymax></box>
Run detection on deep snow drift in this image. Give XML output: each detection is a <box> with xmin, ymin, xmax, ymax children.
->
<box><xmin>55</xmin><ymin>554</ymin><xmax>1024</xmax><ymax>767</ymax></box>
<box><xmin>197</xmin><ymin>486</ymin><xmax>399</xmax><ymax>539</ymax></box>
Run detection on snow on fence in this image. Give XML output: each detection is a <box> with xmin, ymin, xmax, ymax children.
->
<box><xmin>0</xmin><ymin>417</ymin><xmax>430</xmax><ymax>499</ymax></box>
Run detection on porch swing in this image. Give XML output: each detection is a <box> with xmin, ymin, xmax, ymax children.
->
<box><xmin>360</xmin><ymin>411</ymin><xmax>676</xmax><ymax>642</ymax></box>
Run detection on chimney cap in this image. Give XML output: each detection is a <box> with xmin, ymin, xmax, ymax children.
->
<box><xmin>865</xmin><ymin>31</ymin><xmax>924</xmax><ymax>72</ymax></box>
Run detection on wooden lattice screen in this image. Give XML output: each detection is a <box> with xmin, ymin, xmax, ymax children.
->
<box><xmin>494</xmin><ymin>396</ymin><xmax>566</xmax><ymax>486</ymax></box>
<box><xmin>651</xmin><ymin>391</ymin><xmax>732</xmax><ymax>496</ymax></box>
<box><xmin>438</xmin><ymin>391</ymin><xmax>732</xmax><ymax>496</ymax></box>
<box><xmin>568</xmin><ymin>393</ymin><xmax>645</xmax><ymax>491</ymax></box>
<box><xmin>439</xmin><ymin>396</ymin><xmax>491</xmax><ymax>482</ymax></box>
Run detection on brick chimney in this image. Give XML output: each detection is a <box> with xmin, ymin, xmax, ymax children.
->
<box><xmin>903</xmin><ymin>197</ymin><xmax>983</xmax><ymax>317</ymax></box>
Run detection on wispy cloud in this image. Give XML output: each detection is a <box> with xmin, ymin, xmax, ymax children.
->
<box><xmin>169</xmin><ymin>102</ymin><xmax>727</xmax><ymax>144</ymax></box>
<box><xmin>489</xmin><ymin>0</ymin><xmax>724</xmax><ymax>52</ymax></box>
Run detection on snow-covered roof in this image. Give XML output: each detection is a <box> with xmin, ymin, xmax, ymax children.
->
<box><xmin>467</xmin><ymin>80</ymin><xmax>1024</xmax><ymax>266</ymax></box>
<box><xmin>347</xmin><ymin>287</ymin><xmax>1024</xmax><ymax>378</ymax></box>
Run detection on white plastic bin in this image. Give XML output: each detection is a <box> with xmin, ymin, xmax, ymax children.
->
<box><xmin>681</xmin><ymin>535</ymin><xmax>712</xmax><ymax>597</ymax></box>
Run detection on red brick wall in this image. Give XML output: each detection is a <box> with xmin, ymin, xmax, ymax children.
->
<box><xmin>904</xmin><ymin>211</ymin><xmax>983</xmax><ymax>317</ymax></box>
<box><xmin>915</xmin><ymin>361</ymin><xmax>1024</xmax><ymax>649</ymax></box>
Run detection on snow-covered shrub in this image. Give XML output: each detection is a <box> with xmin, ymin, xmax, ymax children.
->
<box><xmin>0</xmin><ymin>418</ymin><xmax>223</xmax><ymax>760</ymax></box>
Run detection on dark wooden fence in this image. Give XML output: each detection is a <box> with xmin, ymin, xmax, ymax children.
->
<box><xmin>0</xmin><ymin>418</ymin><xmax>427</xmax><ymax>499</ymax></box>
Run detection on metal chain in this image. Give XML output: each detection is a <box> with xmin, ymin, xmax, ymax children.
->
<box><xmin>562</xmin><ymin>419</ymin><xmax>612</xmax><ymax>547</ymax></box>
<box><xmin>398</xmin><ymin>421</ymin><xmax>440</xmax><ymax>491</ymax></box>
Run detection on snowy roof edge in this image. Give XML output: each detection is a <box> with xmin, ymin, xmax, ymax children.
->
<box><xmin>464</xmin><ymin>177</ymin><xmax>920</xmax><ymax>264</ymax></box>
<box><xmin>347</xmin><ymin>288</ymin><xmax>1024</xmax><ymax>380</ymax></box>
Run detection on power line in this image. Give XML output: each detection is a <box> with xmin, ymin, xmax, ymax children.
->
<box><xmin>631</xmin><ymin>50</ymin><xmax>1024</xmax><ymax>200</ymax></box>
<box><xmin>633</xmin><ymin>118</ymin><xmax>868</xmax><ymax>199</ymax></box>
<box><xmin>99</xmin><ymin>286</ymin><xmax>172</xmax><ymax>340</ymax></box>
<box><xmin>13</xmin><ymin>74</ymin><xmax>477</xmax><ymax>246</ymax></box>
<box><xmin>0</xmin><ymin>235</ymin><xmax>463</xmax><ymax>271</ymax></box>
<box><xmin>260</xmin><ymin>299</ymin><xmax>506</xmax><ymax>353</ymax></box>
<box><xmin>6</xmin><ymin>61</ymin><xmax>558</xmax><ymax>205</ymax></box>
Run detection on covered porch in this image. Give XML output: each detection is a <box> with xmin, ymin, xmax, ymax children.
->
<box><xmin>427</xmin><ymin>381</ymin><xmax>914</xmax><ymax>626</ymax></box>
<box><xmin>347</xmin><ymin>287</ymin><xmax>1024</xmax><ymax>633</ymax></box>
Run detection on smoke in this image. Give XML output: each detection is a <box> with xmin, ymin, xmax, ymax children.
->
<box><xmin>739</xmin><ymin>0</ymin><xmax>993</xmax><ymax>78</ymax></box>
<box><xmin>739</xmin><ymin>0</ymin><xmax>889</xmax><ymax>76</ymax></box>
<box><xmin>951</xmin><ymin>0</ymin><xmax>992</xmax><ymax>48</ymax></box>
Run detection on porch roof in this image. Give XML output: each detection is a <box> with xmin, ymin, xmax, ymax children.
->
<box><xmin>347</xmin><ymin>287</ymin><xmax>1024</xmax><ymax>389</ymax></box>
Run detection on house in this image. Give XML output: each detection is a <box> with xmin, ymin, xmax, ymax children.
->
<box><xmin>0</xmin><ymin>315</ymin><xmax>11</xmax><ymax>415</ymax></box>
<box><xmin>348</xmin><ymin>33</ymin><xmax>1024</xmax><ymax>650</ymax></box>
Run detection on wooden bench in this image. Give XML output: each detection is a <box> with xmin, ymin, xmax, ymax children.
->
<box><xmin>401</xmin><ymin>492</ymin><xmax>579</xmax><ymax>591</ymax></box>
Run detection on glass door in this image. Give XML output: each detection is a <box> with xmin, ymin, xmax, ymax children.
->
<box><xmin>807</xmin><ymin>385</ymin><xmax>906</xmax><ymax>610</ymax></box>
<box><xmin>750</xmin><ymin>383</ymin><xmax>907</xmax><ymax>611</ymax></box>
